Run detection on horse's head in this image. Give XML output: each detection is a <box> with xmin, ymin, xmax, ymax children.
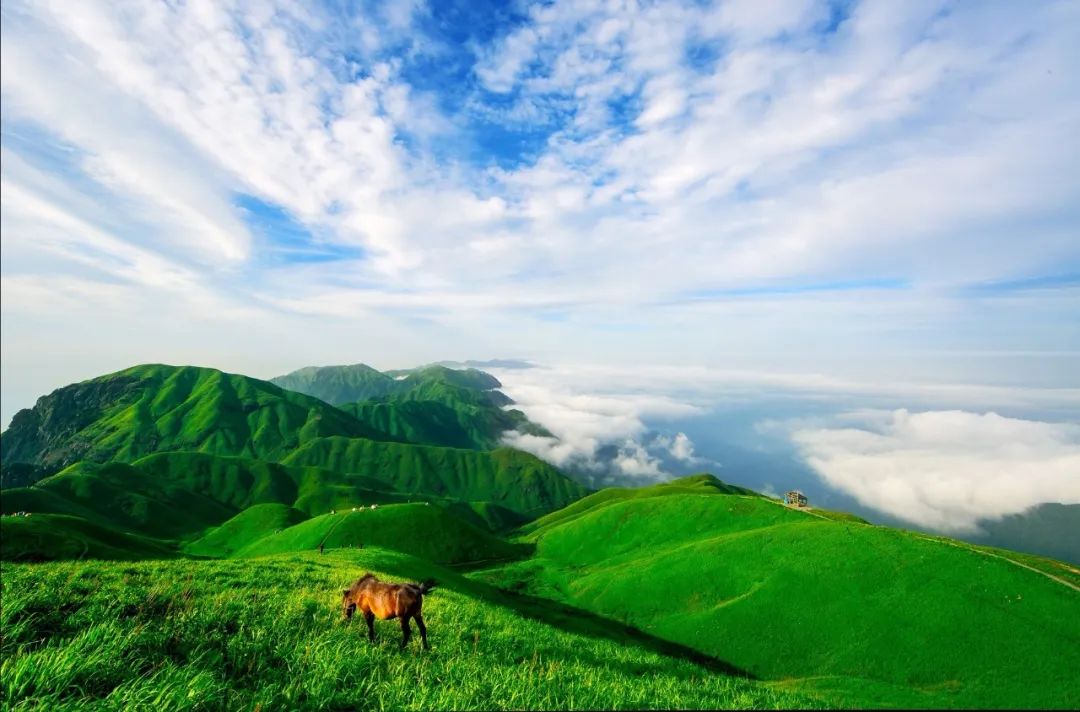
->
<box><xmin>342</xmin><ymin>589</ymin><xmax>356</xmax><ymax>619</ymax></box>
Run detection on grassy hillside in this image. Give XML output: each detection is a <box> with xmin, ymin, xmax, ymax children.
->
<box><xmin>0</xmin><ymin>364</ymin><xmax>387</xmax><ymax>479</ymax></box>
<box><xmin>0</xmin><ymin>448</ymin><xmax>583</xmax><ymax>561</ymax></box>
<box><xmin>184</xmin><ymin>503</ymin><xmax>310</xmax><ymax>558</ymax></box>
<box><xmin>0</xmin><ymin>514</ymin><xmax>177</xmax><ymax>561</ymax></box>
<box><xmin>282</xmin><ymin>438</ymin><xmax>586</xmax><ymax>516</ymax></box>
<box><xmin>487</xmin><ymin>491</ymin><xmax>1080</xmax><ymax>709</ymax></box>
<box><xmin>0</xmin><ymin>550</ymin><xmax>812</xmax><ymax>710</ymax></box>
<box><xmin>338</xmin><ymin>399</ymin><xmax>493</xmax><ymax>450</ymax></box>
<box><xmin>1</xmin><ymin>364</ymin><xmax>583</xmax><ymax>533</ymax></box>
<box><xmin>519</xmin><ymin>473</ymin><xmax>753</xmax><ymax>535</ymax></box>
<box><xmin>338</xmin><ymin>394</ymin><xmax>540</xmax><ymax>451</ymax></box>
<box><xmin>2</xmin><ymin>461</ymin><xmax>237</xmax><ymax>541</ymax></box>
<box><xmin>232</xmin><ymin>504</ymin><xmax>527</xmax><ymax>563</ymax></box>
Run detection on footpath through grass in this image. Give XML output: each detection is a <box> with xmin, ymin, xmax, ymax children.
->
<box><xmin>0</xmin><ymin>549</ymin><xmax>818</xmax><ymax>711</ymax></box>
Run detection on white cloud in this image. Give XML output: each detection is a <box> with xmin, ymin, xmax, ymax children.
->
<box><xmin>791</xmin><ymin>410</ymin><xmax>1080</xmax><ymax>532</ymax></box>
<box><xmin>665</xmin><ymin>432</ymin><xmax>700</xmax><ymax>463</ymax></box>
<box><xmin>494</xmin><ymin>365</ymin><xmax>703</xmax><ymax>483</ymax></box>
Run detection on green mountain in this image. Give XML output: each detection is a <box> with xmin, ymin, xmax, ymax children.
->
<box><xmin>229</xmin><ymin>503</ymin><xmax>526</xmax><ymax>563</ymax></box>
<box><xmin>518</xmin><ymin>473</ymin><xmax>760</xmax><ymax>535</ymax></box>
<box><xmin>270</xmin><ymin>363</ymin><xmax>503</xmax><ymax>406</ymax></box>
<box><xmin>0</xmin><ymin>513</ymin><xmax>178</xmax><ymax>562</ymax></box>
<box><xmin>1</xmin><ymin>364</ymin><xmax>584</xmax><ymax>532</ymax></box>
<box><xmin>272</xmin><ymin>362</ymin><xmax>547</xmax><ymax>450</ymax></box>
<box><xmin>481</xmin><ymin>479</ymin><xmax>1080</xmax><ymax>709</ymax></box>
<box><xmin>183</xmin><ymin>503</ymin><xmax>309</xmax><ymax>558</ymax></box>
<box><xmin>0</xmin><ymin>448</ymin><xmax>586</xmax><ymax>560</ymax></box>
<box><xmin>281</xmin><ymin>437</ymin><xmax>585</xmax><ymax>516</ymax></box>
<box><xmin>268</xmin><ymin>363</ymin><xmax>399</xmax><ymax>404</ymax></box>
<box><xmin>336</xmin><ymin>392</ymin><xmax>543</xmax><ymax>451</ymax></box>
<box><xmin>0</xmin><ymin>364</ymin><xmax>387</xmax><ymax>482</ymax></box>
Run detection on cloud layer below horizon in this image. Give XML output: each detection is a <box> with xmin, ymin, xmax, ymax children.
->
<box><xmin>792</xmin><ymin>409</ymin><xmax>1080</xmax><ymax>532</ymax></box>
<box><xmin>489</xmin><ymin>363</ymin><xmax>1080</xmax><ymax>531</ymax></box>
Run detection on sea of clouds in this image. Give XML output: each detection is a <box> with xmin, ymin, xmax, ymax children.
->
<box><xmin>491</xmin><ymin>363</ymin><xmax>1080</xmax><ymax>532</ymax></box>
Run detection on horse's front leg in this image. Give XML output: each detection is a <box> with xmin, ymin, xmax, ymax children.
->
<box><xmin>399</xmin><ymin>616</ymin><xmax>412</xmax><ymax>650</ymax></box>
<box><xmin>364</xmin><ymin>611</ymin><xmax>376</xmax><ymax>643</ymax></box>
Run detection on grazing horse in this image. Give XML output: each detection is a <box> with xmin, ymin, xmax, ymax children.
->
<box><xmin>342</xmin><ymin>573</ymin><xmax>436</xmax><ymax>650</ymax></box>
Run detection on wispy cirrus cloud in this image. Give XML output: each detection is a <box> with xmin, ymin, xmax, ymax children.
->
<box><xmin>1</xmin><ymin>0</ymin><xmax>1078</xmax><ymax>427</ymax></box>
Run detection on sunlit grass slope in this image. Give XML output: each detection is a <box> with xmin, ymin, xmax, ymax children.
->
<box><xmin>0</xmin><ymin>550</ymin><xmax>815</xmax><ymax>711</ymax></box>
<box><xmin>519</xmin><ymin>473</ymin><xmax>755</xmax><ymax>536</ymax></box>
<box><xmin>283</xmin><ymin>438</ymin><xmax>586</xmax><ymax>515</ymax></box>
<box><xmin>232</xmin><ymin>504</ymin><xmax>526</xmax><ymax>563</ymax></box>
<box><xmin>494</xmin><ymin>490</ymin><xmax>1080</xmax><ymax>709</ymax></box>
<box><xmin>184</xmin><ymin>503</ymin><xmax>309</xmax><ymax>558</ymax></box>
<box><xmin>0</xmin><ymin>449</ymin><xmax>575</xmax><ymax>561</ymax></box>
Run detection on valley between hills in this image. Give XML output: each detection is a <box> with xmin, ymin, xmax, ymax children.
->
<box><xmin>1</xmin><ymin>363</ymin><xmax>1077</xmax><ymax>710</ymax></box>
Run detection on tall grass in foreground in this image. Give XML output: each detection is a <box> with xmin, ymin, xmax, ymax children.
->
<box><xmin>0</xmin><ymin>549</ymin><xmax>816</xmax><ymax>711</ymax></box>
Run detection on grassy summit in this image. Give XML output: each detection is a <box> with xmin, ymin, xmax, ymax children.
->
<box><xmin>227</xmin><ymin>503</ymin><xmax>526</xmax><ymax>563</ymax></box>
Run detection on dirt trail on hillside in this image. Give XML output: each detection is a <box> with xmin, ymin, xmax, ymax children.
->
<box><xmin>910</xmin><ymin>534</ymin><xmax>1080</xmax><ymax>593</ymax></box>
<box><xmin>765</xmin><ymin>498</ymin><xmax>1080</xmax><ymax>593</ymax></box>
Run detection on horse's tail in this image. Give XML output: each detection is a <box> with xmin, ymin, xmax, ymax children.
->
<box><xmin>416</xmin><ymin>578</ymin><xmax>438</xmax><ymax>595</ymax></box>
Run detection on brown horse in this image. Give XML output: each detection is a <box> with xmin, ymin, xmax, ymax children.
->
<box><xmin>342</xmin><ymin>573</ymin><xmax>436</xmax><ymax>650</ymax></box>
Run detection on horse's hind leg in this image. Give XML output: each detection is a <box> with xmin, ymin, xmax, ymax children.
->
<box><xmin>415</xmin><ymin>613</ymin><xmax>429</xmax><ymax>650</ymax></box>
<box><xmin>399</xmin><ymin>616</ymin><xmax>412</xmax><ymax>650</ymax></box>
<box><xmin>364</xmin><ymin>611</ymin><xmax>376</xmax><ymax>643</ymax></box>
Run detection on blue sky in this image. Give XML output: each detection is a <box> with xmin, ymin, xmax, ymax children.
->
<box><xmin>0</xmin><ymin>0</ymin><xmax>1078</xmax><ymax>407</ymax></box>
<box><xmin>2</xmin><ymin>0</ymin><xmax>1078</xmax><ymax>532</ymax></box>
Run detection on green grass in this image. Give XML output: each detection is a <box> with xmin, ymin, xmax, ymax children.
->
<box><xmin>338</xmin><ymin>397</ymin><xmax>534</xmax><ymax>452</ymax></box>
<box><xmin>5</xmin><ymin>462</ymin><xmax>236</xmax><ymax>541</ymax></box>
<box><xmin>231</xmin><ymin>504</ymin><xmax>527</xmax><ymax>564</ymax></box>
<box><xmin>485</xmin><ymin>492</ymin><xmax>1080</xmax><ymax>709</ymax></box>
<box><xmin>518</xmin><ymin>473</ymin><xmax>759</xmax><ymax>536</ymax></box>
<box><xmin>1</xmin><ymin>448</ymin><xmax>584</xmax><ymax>561</ymax></box>
<box><xmin>184</xmin><ymin>504</ymin><xmax>310</xmax><ymax>558</ymax></box>
<box><xmin>282</xmin><ymin>439</ymin><xmax>586</xmax><ymax>515</ymax></box>
<box><xmin>0</xmin><ymin>550</ymin><xmax>814</xmax><ymax>710</ymax></box>
<box><xmin>0</xmin><ymin>514</ymin><xmax>177</xmax><ymax>562</ymax></box>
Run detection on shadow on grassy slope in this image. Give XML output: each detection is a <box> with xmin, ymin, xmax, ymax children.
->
<box><xmin>488</xmin><ymin>586</ymin><xmax>758</xmax><ymax>680</ymax></box>
<box><xmin>342</xmin><ymin>548</ymin><xmax>757</xmax><ymax>681</ymax></box>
